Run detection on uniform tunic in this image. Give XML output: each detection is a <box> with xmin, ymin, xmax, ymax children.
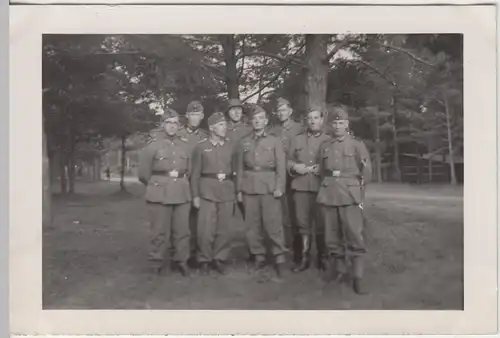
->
<box><xmin>138</xmin><ymin>133</ymin><xmax>192</xmax><ymax>265</ymax></box>
<box><xmin>317</xmin><ymin>134</ymin><xmax>372</xmax><ymax>260</ymax></box>
<box><xmin>226</xmin><ymin>120</ymin><xmax>252</xmax><ymax>144</ymax></box>
<box><xmin>287</xmin><ymin>131</ymin><xmax>331</xmax><ymax>235</ymax></box>
<box><xmin>177</xmin><ymin>125</ymin><xmax>209</xmax><ymax>258</ymax></box>
<box><xmin>190</xmin><ymin>138</ymin><xmax>236</xmax><ymax>263</ymax></box>
<box><xmin>234</xmin><ymin>131</ymin><xmax>287</xmax><ymax>260</ymax></box>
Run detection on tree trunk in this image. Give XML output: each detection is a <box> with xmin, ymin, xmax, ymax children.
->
<box><xmin>220</xmin><ymin>35</ymin><xmax>240</xmax><ymax>99</ymax></box>
<box><xmin>374</xmin><ymin>107</ymin><xmax>383</xmax><ymax>183</ymax></box>
<box><xmin>120</xmin><ymin>136</ymin><xmax>127</xmax><ymax>191</ymax></box>
<box><xmin>443</xmin><ymin>93</ymin><xmax>457</xmax><ymax>185</ymax></box>
<box><xmin>59</xmin><ymin>150</ymin><xmax>67</xmax><ymax>194</ymax></box>
<box><xmin>96</xmin><ymin>155</ymin><xmax>101</xmax><ymax>181</ymax></box>
<box><xmin>43</xmin><ymin>126</ymin><xmax>52</xmax><ymax>228</ymax></box>
<box><xmin>304</xmin><ymin>35</ymin><xmax>328</xmax><ymax>113</ymax></box>
<box><xmin>391</xmin><ymin>95</ymin><xmax>402</xmax><ymax>182</ymax></box>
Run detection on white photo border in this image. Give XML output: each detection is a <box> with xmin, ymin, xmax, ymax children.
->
<box><xmin>9</xmin><ymin>4</ymin><xmax>498</xmax><ymax>335</ymax></box>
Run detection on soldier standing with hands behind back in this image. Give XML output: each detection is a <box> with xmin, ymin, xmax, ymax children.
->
<box><xmin>190</xmin><ymin>112</ymin><xmax>236</xmax><ymax>276</ymax></box>
<box><xmin>317</xmin><ymin>105</ymin><xmax>372</xmax><ymax>294</ymax></box>
<box><xmin>138</xmin><ymin>108</ymin><xmax>192</xmax><ymax>277</ymax></box>
<box><xmin>235</xmin><ymin>104</ymin><xmax>288</xmax><ymax>281</ymax></box>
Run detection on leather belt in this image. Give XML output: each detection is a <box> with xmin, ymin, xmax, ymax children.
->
<box><xmin>325</xmin><ymin>169</ymin><xmax>358</xmax><ymax>179</ymax></box>
<box><xmin>201</xmin><ymin>173</ymin><xmax>234</xmax><ymax>181</ymax></box>
<box><xmin>244</xmin><ymin>165</ymin><xmax>275</xmax><ymax>172</ymax></box>
<box><xmin>152</xmin><ymin>170</ymin><xmax>188</xmax><ymax>178</ymax></box>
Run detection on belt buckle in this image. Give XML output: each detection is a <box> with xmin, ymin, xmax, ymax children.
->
<box><xmin>169</xmin><ymin>169</ymin><xmax>179</xmax><ymax>178</ymax></box>
<box><xmin>254</xmin><ymin>166</ymin><xmax>261</xmax><ymax>171</ymax></box>
<box><xmin>217</xmin><ymin>173</ymin><xmax>226</xmax><ymax>181</ymax></box>
<box><xmin>332</xmin><ymin>170</ymin><xmax>340</xmax><ymax>177</ymax></box>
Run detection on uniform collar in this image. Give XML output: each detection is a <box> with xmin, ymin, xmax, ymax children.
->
<box><xmin>332</xmin><ymin>134</ymin><xmax>348</xmax><ymax>143</ymax></box>
<box><xmin>209</xmin><ymin>137</ymin><xmax>226</xmax><ymax>146</ymax></box>
<box><xmin>308</xmin><ymin>130</ymin><xmax>323</xmax><ymax>138</ymax></box>
<box><xmin>253</xmin><ymin>130</ymin><xmax>268</xmax><ymax>139</ymax></box>
<box><xmin>186</xmin><ymin>126</ymin><xmax>199</xmax><ymax>134</ymax></box>
<box><xmin>282</xmin><ymin>119</ymin><xmax>293</xmax><ymax>130</ymax></box>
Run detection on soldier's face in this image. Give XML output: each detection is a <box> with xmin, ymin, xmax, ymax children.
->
<box><xmin>210</xmin><ymin>120</ymin><xmax>227</xmax><ymax>138</ymax></box>
<box><xmin>307</xmin><ymin>110</ymin><xmax>323</xmax><ymax>132</ymax></box>
<box><xmin>276</xmin><ymin>106</ymin><xmax>293</xmax><ymax>122</ymax></box>
<box><xmin>251</xmin><ymin>112</ymin><xmax>268</xmax><ymax>131</ymax></box>
<box><xmin>228</xmin><ymin>107</ymin><xmax>243</xmax><ymax>122</ymax></box>
<box><xmin>163</xmin><ymin>118</ymin><xmax>180</xmax><ymax>136</ymax></box>
<box><xmin>332</xmin><ymin>120</ymin><xmax>349</xmax><ymax>137</ymax></box>
<box><xmin>186</xmin><ymin>111</ymin><xmax>204</xmax><ymax>128</ymax></box>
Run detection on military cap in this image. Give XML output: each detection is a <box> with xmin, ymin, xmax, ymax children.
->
<box><xmin>227</xmin><ymin>98</ymin><xmax>243</xmax><ymax>111</ymax></box>
<box><xmin>330</xmin><ymin>105</ymin><xmax>349</xmax><ymax>120</ymax></box>
<box><xmin>276</xmin><ymin>97</ymin><xmax>291</xmax><ymax>110</ymax></box>
<box><xmin>186</xmin><ymin>100</ymin><xmax>204</xmax><ymax>113</ymax></box>
<box><xmin>248</xmin><ymin>104</ymin><xmax>267</xmax><ymax>118</ymax></box>
<box><xmin>161</xmin><ymin>107</ymin><xmax>180</xmax><ymax>121</ymax></box>
<box><xmin>208</xmin><ymin>112</ymin><xmax>226</xmax><ymax>126</ymax></box>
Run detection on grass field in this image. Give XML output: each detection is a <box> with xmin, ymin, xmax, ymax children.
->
<box><xmin>43</xmin><ymin>178</ymin><xmax>463</xmax><ymax>310</ymax></box>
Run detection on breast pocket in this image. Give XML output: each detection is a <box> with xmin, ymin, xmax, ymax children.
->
<box><xmin>343</xmin><ymin>148</ymin><xmax>357</xmax><ymax>170</ymax></box>
<box><xmin>260</xmin><ymin>146</ymin><xmax>275</xmax><ymax>166</ymax></box>
<box><xmin>153</xmin><ymin>149</ymin><xmax>171</xmax><ymax>170</ymax></box>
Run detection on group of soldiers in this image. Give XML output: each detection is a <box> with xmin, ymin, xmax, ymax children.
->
<box><xmin>138</xmin><ymin>97</ymin><xmax>372</xmax><ymax>295</ymax></box>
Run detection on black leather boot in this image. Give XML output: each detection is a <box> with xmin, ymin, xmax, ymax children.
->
<box><xmin>292</xmin><ymin>234</ymin><xmax>302</xmax><ymax>265</ymax></box>
<box><xmin>352</xmin><ymin>256</ymin><xmax>368</xmax><ymax>295</ymax></box>
<box><xmin>293</xmin><ymin>234</ymin><xmax>311</xmax><ymax>272</ymax></box>
<box><xmin>315</xmin><ymin>234</ymin><xmax>327</xmax><ymax>271</ymax></box>
<box><xmin>177</xmin><ymin>262</ymin><xmax>191</xmax><ymax>277</ymax></box>
<box><xmin>213</xmin><ymin>260</ymin><xmax>227</xmax><ymax>275</ymax></box>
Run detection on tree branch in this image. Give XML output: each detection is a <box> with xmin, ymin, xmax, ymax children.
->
<box><xmin>200</xmin><ymin>61</ymin><xmax>229</xmax><ymax>79</ymax></box>
<box><xmin>352</xmin><ymin>59</ymin><xmax>398</xmax><ymax>87</ymax></box>
<box><xmin>326</xmin><ymin>39</ymin><xmax>354</xmax><ymax>62</ymax></box>
<box><xmin>381</xmin><ymin>43</ymin><xmax>436</xmax><ymax>67</ymax></box>
<box><xmin>177</xmin><ymin>35</ymin><xmax>221</xmax><ymax>46</ymax></box>
<box><xmin>238</xmin><ymin>51</ymin><xmax>306</xmax><ymax>68</ymax></box>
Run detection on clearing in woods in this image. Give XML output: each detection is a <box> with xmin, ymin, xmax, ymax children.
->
<box><xmin>43</xmin><ymin>179</ymin><xmax>463</xmax><ymax>310</ymax></box>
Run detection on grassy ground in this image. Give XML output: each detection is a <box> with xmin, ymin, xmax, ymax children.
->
<box><xmin>43</xmin><ymin>179</ymin><xmax>463</xmax><ymax>310</ymax></box>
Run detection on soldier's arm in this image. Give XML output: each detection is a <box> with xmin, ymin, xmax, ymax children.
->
<box><xmin>356</xmin><ymin>140</ymin><xmax>373</xmax><ymax>184</ymax></box>
<box><xmin>138</xmin><ymin>143</ymin><xmax>156</xmax><ymax>185</ymax></box>
<box><xmin>190</xmin><ymin>144</ymin><xmax>203</xmax><ymax>198</ymax></box>
<box><xmin>286</xmin><ymin>137</ymin><xmax>299</xmax><ymax>175</ymax></box>
<box><xmin>234</xmin><ymin>140</ymin><xmax>244</xmax><ymax>193</ymax></box>
<box><xmin>274</xmin><ymin>137</ymin><xmax>286</xmax><ymax>193</ymax></box>
<box><xmin>317</xmin><ymin>141</ymin><xmax>328</xmax><ymax>181</ymax></box>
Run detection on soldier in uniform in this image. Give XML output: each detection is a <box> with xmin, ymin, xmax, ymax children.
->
<box><xmin>269</xmin><ymin>98</ymin><xmax>304</xmax><ymax>266</ymax></box>
<box><xmin>225</xmin><ymin>98</ymin><xmax>252</xmax><ymax>144</ymax></box>
<box><xmin>138</xmin><ymin>108</ymin><xmax>192</xmax><ymax>277</ymax></box>
<box><xmin>287</xmin><ymin>108</ymin><xmax>331</xmax><ymax>272</ymax></box>
<box><xmin>235</xmin><ymin>105</ymin><xmax>288</xmax><ymax>280</ymax></box>
<box><xmin>317</xmin><ymin>105</ymin><xmax>372</xmax><ymax>294</ymax></box>
<box><xmin>190</xmin><ymin>112</ymin><xmax>236</xmax><ymax>275</ymax></box>
<box><xmin>177</xmin><ymin>100</ymin><xmax>209</xmax><ymax>267</ymax></box>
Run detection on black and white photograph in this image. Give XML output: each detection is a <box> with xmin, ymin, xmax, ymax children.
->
<box><xmin>9</xmin><ymin>4</ymin><xmax>497</xmax><ymax>335</ymax></box>
<box><xmin>41</xmin><ymin>32</ymin><xmax>464</xmax><ymax>310</ymax></box>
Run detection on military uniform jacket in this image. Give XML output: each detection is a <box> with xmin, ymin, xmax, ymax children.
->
<box><xmin>235</xmin><ymin>131</ymin><xmax>286</xmax><ymax>195</ymax></box>
<box><xmin>287</xmin><ymin>131</ymin><xmax>331</xmax><ymax>192</ymax></box>
<box><xmin>190</xmin><ymin>138</ymin><xmax>236</xmax><ymax>203</ymax></box>
<box><xmin>226</xmin><ymin>120</ymin><xmax>252</xmax><ymax>144</ymax></box>
<box><xmin>138</xmin><ymin>134</ymin><xmax>191</xmax><ymax>205</ymax></box>
<box><xmin>317</xmin><ymin>135</ymin><xmax>372</xmax><ymax>207</ymax></box>
<box><xmin>177</xmin><ymin>126</ymin><xmax>209</xmax><ymax>154</ymax></box>
<box><xmin>269</xmin><ymin>119</ymin><xmax>304</xmax><ymax>154</ymax></box>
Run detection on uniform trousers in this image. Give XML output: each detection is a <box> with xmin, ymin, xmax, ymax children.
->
<box><xmin>197</xmin><ymin>198</ymin><xmax>233</xmax><ymax>263</ymax></box>
<box><xmin>244</xmin><ymin>194</ymin><xmax>287</xmax><ymax>262</ymax></box>
<box><xmin>320</xmin><ymin>204</ymin><xmax>366</xmax><ymax>260</ymax></box>
<box><xmin>147</xmin><ymin>202</ymin><xmax>191</xmax><ymax>267</ymax></box>
<box><xmin>293</xmin><ymin>191</ymin><xmax>324</xmax><ymax>236</ymax></box>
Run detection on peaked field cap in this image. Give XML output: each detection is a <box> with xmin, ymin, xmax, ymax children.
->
<box><xmin>208</xmin><ymin>112</ymin><xmax>226</xmax><ymax>126</ymax></box>
<box><xmin>186</xmin><ymin>100</ymin><xmax>204</xmax><ymax>113</ymax></box>
<box><xmin>161</xmin><ymin>108</ymin><xmax>180</xmax><ymax>121</ymax></box>
<box><xmin>330</xmin><ymin>105</ymin><xmax>349</xmax><ymax>120</ymax></box>
<box><xmin>276</xmin><ymin>97</ymin><xmax>291</xmax><ymax>109</ymax></box>
<box><xmin>248</xmin><ymin>104</ymin><xmax>267</xmax><ymax>117</ymax></box>
<box><xmin>227</xmin><ymin>98</ymin><xmax>243</xmax><ymax>110</ymax></box>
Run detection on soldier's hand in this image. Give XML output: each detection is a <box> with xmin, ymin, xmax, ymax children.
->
<box><xmin>273</xmin><ymin>190</ymin><xmax>283</xmax><ymax>198</ymax></box>
<box><xmin>237</xmin><ymin>192</ymin><xmax>243</xmax><ymax>203</ymax></box>
<box><xmin>193</xmin><ymin>197</ymin><xmax>201</xmax><ymax>209</ymax></box>
<box><xmin>310</xmin><ymin>165</ymin><xmax>319</xmax><ymax>175</ymax></box>
<box><xmin>293</xmin><ymin>163</ymin><xmax>308</xmax><ymax>175</ymax></box>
